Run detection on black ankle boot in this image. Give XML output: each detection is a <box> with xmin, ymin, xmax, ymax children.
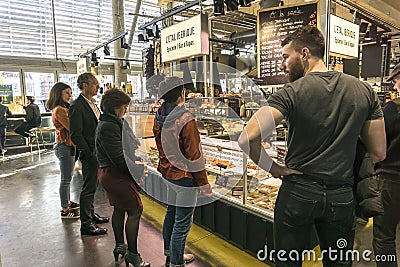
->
<box><xmin>124</xmin><ymin>250</ymin><xmax>151</xmax><ymax>267</ymax></box>
<box><xmin>113</xmin><ymin>243</ymin><xmax>127</xmax><ymax>261</ymax></box>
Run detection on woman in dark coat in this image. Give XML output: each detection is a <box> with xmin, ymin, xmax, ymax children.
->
<box><xmin>95</xmin><ymin>89</ymin><xmax>150</xmax><ymax>267</ymax></box>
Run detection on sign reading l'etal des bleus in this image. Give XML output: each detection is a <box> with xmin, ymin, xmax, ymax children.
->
<box><xmin>161</xmin><ymin>14</ymin><xmax>209</xmax><ymax>63</ymax></box>
<box><xmin>329</xmin><ymin>14</ymin><xmax>359</xmax><ymax>58</ymax></box>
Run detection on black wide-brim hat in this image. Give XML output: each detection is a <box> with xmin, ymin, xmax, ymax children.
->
<box><xmin>387</xmin><ymin>63</ymin><xmax>400</xmax><ymax>82</ymax></box>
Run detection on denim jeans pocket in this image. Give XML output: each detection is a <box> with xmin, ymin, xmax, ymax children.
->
<box><xmin>282</xmin><ymin>190</ymin><xmax>317</xmax><ymax>225</ymax></box>
<box><xmin>330</xmin><ymin>198</ymin><xmax>354</xmax><ymax>221</ymax></box>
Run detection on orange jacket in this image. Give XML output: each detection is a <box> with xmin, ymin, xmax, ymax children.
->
<box><xmin>153</xmin><ymin>104</ymin><xmax>208</xmax><ymax>186</ymax></box>
<box><xmin>52</xmin><ymin>106</ymin><xmax>74</xmax><ymax>146</ymax></box>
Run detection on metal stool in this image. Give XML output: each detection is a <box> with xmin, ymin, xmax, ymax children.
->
<box><xmin>28</xmin><ymin>128</ymin><xmax>44</xmax><ymax>153</ymax></box>
<box><xmin>36</xmin><ymin>127</ymin><xmax>56</xmax><ymax>149</ymax></box>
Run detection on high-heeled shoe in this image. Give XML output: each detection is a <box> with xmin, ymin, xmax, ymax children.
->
<box><xmin>113</xmin><ymin>243</ymin><xmax>127</xmax><ymax>261</ymax></box>
<box><xmin>124</xmin><ymin>250</ymin><xmax>150</xmax><ymax>267</ymax></box>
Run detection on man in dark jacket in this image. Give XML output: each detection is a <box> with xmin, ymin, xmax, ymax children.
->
<box><xmin>69</xmin><ymin>72</ymin><xmax>109</xmax><ymax>235</ymax></box>
<box><xmin>0</xmin><ymin>96</ymin><xmax>12</xmax><ymax>154</ymax></box>
<box><xmin>373</xmin><ymin>63</ymin><xmax>400</xmax><ymax>266</ymax></box>
<box><xmin>14</xmin><ymin>96</ymin><xmax>41</xmax><ymax>138</ymax></box>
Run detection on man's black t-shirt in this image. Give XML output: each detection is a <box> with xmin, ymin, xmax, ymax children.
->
<box><xmin>268</xmin><ymin>71</ymin><xmax>382</xmax><ymax>185</ymax></box>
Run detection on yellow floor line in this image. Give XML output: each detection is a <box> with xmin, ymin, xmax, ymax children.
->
<box><xmin>141</xmin><ymin>194</ymin><xmax>271</xmax><ymax>267</ymax></box>
<box><xmin>143</xmin><ymin>192</ymin><xmax>389</xmax><ymax>267</ymax></box>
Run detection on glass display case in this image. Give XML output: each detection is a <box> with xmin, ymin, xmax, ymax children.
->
<box><xmin>140</xmin><ymin>134</ymin><xmax>287</xmax><ymax>221</ymax></box>
<box><xmin>200</xmin><ymin>137</ymin><xmax>282</xmax><ymax>220</ymax></box>
<box><xmin>187</xmin><ymin>97</ymin><xmax>231</xmax><ymax>118</ymax></box>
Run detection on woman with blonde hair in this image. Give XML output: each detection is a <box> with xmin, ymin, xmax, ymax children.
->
<box><xmin>46</xmin><ymin>82</ymin><xmax>79</xmax><ymax>219</ymax></box>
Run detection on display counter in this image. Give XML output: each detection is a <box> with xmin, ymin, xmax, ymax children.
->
<box><xmin>138</xmin><ymin>135</ymin><xmax>318</xmax><ymax>263</ymax></box>
<box><xmin>143</xmin><ymin>136</ymin><xmax>283</xmax><ymax>218</ymax></box>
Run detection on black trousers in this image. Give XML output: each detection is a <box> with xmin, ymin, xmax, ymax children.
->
<box><xmin>0</xmin><ymin>126</ymin><xmax>6</xmax><ymax>152</ymax></box>
<box><xmin>373</xmin><ymin>175</ymin><xmax>400</xmax><ymax>267</ymax></box>
<box><xmin>14</xmin><ymin>122</ymin><xmax>35</xmax><ymax>138</ymax></box>
<box><xmin>274</xmin><ymin>176</ymin><xmax>355</xmax><ymax>267</ymax></box>
<box><xmin>79</xmin><ymin>155</ymin><xmax>99</xmax><ymax>225</ymax></box>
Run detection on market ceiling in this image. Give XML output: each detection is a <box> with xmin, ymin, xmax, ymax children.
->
<box><xmin>381</xmin><ymin>0</ymin><xmax>400</xmax><ymax>11</ymax></box>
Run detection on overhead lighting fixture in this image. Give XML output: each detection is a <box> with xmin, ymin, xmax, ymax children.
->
<box><xmin>91</xmin><ymin>52</ymin><xmax>99</xmax><ymax>67</ymax></box>
<box><xmin>91</xmin><ymin>52</ymin><xmax>97</xmax><ymax>62</ymax></box>
<box><xmin>214</xmin><ymin>0</ymin><xmax>225</xmax><ymax>15</ymax></box>
<box><xmin>242</xmin><ymin>0</ymin><xmax>252</xmax><ymax>6</ymax></box>
<box><xmin>360</xmin><ymin>22</ymin><xmax>368</xmax><ymax>33</ymax></box>
<box><xmin>152</xmin><ymin>24</ymin><xmax>160</xmax><ymax>38</ymax></box>
<box><xmin>381</xmin><ymin>36</ymin><xmax>389</xmax><ymax>47</ymax></box>
<box><xmin>259</xmin><ymin>0</ymin><xmax>280</xmax><ymax>8</ymax></box>
<box><xmin>146</xmin><ymin>28</ymin><xmax>154</xmax><ymax>38</ymax></box>
<box><xmin>103</xmin><ymin>45</ymin><xmax>110</xmax><ymax>56</ymax></box>
<box><xmin>369</xmin><ymin>25</ymin><xmax>377</xmax><ymax>39</ymax></box>
<box><xmin>224</xmin><ymin>0</ymin><xmax>239</xmax><ymax>11</ymax></box>
<box><xmin>138</xmin><ymin>34</ymin><xmax>145</xmax><ymax>42</ymax></box>
<box><xmin>120</xmin><ymin>37</ymin><xmax>130</xmax><ymax>49</ymax></box>
<box><xmin>138</xmin><ymin>29</ymin><xmax>149</xmax><ymax>42</ymax></box>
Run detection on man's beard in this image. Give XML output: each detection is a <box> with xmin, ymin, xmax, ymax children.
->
<box><xmin>288</xmin><ymin>57</ymin><xmax>304</xmax><ymax>82</ymax></box>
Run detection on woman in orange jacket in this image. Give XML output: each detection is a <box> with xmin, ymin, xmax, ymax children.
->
<box><xmin>46</xmin><ymin>82</ymin><xmax>79</xmax><ymax>219</ymax></box>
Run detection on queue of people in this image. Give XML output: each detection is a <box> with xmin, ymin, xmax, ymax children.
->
<box><xmin>41</xmin><ymin>72</ymin><xmax>213</xmax><ymax>267</ymax></box>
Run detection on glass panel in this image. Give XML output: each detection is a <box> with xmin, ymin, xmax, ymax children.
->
<box><xmin>24</xmin><ymin>72</ymin><xmax>55</xmax><ymax>112</ymax></box>
<box><xmin>0</xmin><ymin>0</ymin><xmax>161</xmax><ymax>60</ymax></box>
<box><xmin>127</xmin><ymin>74</ymin><xmax>144</xmax><ymax>100</ymax></box>
<box><xmin>95</xmin><ymin>74</ymin><xmax>114</xmax><ymax>102</ymax></box>
<box><xmin>58</xmin><ymin>73</ymin><xmax>113</xmax><ymax>103</ymax></box>
<box><xmin>58</xmin><ymin>73</ymin><xmax>79</xmax><ymax>100</ymax></box>
<box><xmin>0</xmin><ymin>71</ymin><xmax>23</xmax><ymax>113</ymax></box>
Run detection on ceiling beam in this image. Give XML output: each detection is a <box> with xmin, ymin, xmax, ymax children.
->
<box><xmin>138</xmin><ymin>0</ymin><xmax>205</xmax><ymax>30</ymax></box>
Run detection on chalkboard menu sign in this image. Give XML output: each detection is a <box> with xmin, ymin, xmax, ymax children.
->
<box><xmin>258</xmin><ymin>2</ymin><xmax>320</xmax><ymax>85</ymax></box>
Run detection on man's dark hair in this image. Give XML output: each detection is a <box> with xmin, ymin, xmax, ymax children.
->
<box><xmin>281</xmin><ymin>26</ymin><xmax>325</xmax><ymax>59</ymax></box>
<box><xmin>159</xmin><ymin>76</ymin><xmax>184</xmax><ymax>103</ymax></box>
<box><xmin>77</xmin><ymin>72</ymin><xmax>96</xmax><ymax>90</ymax></box>
<box><xmin>0</xmin><ymin>96</ymin><xmax>2</xmax><ymax>103</ymax></box>
<box><xmin>100</xmin><ymin>88</ymin><xmax>131</xmax><ymax>115</ymax></box>
<box><xmin>26</xmin><ymin>96</ymin><xmax>35</xmax><ymax>103</ymax></box>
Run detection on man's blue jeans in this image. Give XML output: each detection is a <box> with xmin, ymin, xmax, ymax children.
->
<box><xmin>163</xmin><ymin>178</ymin><xmax>198</xmax><ymax>267</ymax></box>
<box><xmin>274</xmin><ymin>175</ymin><xmax>355</xmax><ymax>267</ymax></box>
<box><xmin>54</xmin><ymin>143</ymin><xmax>75</xmax><ymax>208</ymax></box>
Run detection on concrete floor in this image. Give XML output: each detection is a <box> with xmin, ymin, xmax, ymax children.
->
<box><xmin>0</xmin><ymin>150</ymin><xmax>399</xmax><ymax>267</ymax></box>
<box><xmin>0</xmin><ymin>151</ymin><xmax>212</xmax><ymax>267</ymax></box>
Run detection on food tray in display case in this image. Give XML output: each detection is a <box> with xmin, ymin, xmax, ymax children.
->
<box><xmin>201</xmin><ymin>137</ymin><xmax>281</xmax><ymax>218</ymax></box>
